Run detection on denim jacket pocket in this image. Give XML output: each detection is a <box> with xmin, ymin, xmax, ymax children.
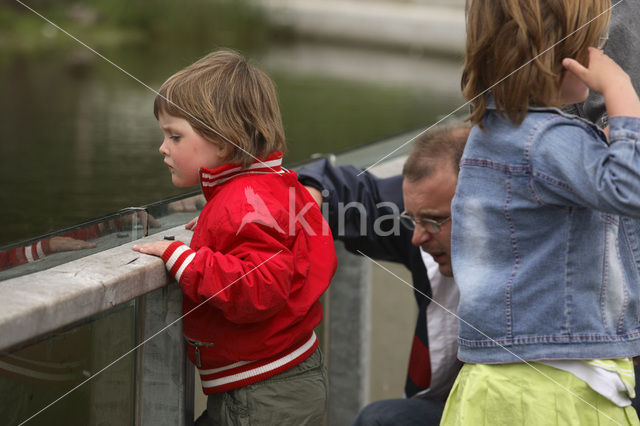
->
<box><xmin>600</xmin><ymin>215</ymin><xmax>629</xmax><ymax>334</ymax></box>
<box><xmin>617</xmin><ymin>217</ymin><xmax>640</xmax><ymax>329</ymax></box>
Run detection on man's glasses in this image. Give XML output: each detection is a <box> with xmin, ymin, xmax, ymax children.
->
<box><xmin>399</xmin><ymin>211</ymin><xmax>451</xmax><ymax>234</ymax></box>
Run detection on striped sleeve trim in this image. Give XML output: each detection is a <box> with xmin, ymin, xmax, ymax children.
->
<box><xmin>198</xmin><ymin>332</ymin><xmax>318</xmax><ymax>394</ymax></box>
<box><xmin>24</xmin><ymin>245</ymin><xmax>35</xmax><ymax>263</ymax></box>
<box><xmin>161</xmin><ymin>241</ymin><xmax>196</xmax><ymax>283</ymax></box>
<box><xmin>36</xmin><ymin>241</ymin><xmax>45</xmax><ymax>258</ymax></box>
<box><xmin>24</xmin><ymin>241</ymin><xmax>46</xmax><ymax>263</ymax></box>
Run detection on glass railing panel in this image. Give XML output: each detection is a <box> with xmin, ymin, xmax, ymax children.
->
<box><xmin>143</xmin><ymin>191</ymin><xmax>204</xmax><ymax>238</ymax></box>
<box><xmin>0</xmin><ymin>301</ymin><xmax>137</xmax><ymax>426</ymax></box>
<box><xmin>0</xmin><ymin>191</ymin><xmax>204</xmax><ymax>282</ymax></box>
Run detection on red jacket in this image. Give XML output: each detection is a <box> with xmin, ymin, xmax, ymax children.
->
<box><xmin>161</xmin><ymin>152</ymin><xmax>337</xmax><ymax>394</ymax></box>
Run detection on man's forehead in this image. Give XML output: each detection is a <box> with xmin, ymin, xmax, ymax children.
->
<box><xmin>402</xmin><ymin>168</ymin><xmax>457</xmax><ymax>213</ymax></box>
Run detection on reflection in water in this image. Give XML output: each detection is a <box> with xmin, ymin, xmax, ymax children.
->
<box><xmin>74</xmin><ymin>62</ymin><xmax>95</xmax><ymax>190</ymax></box>
<box><xmin>0</xmin><ymin>43</ymin><xmax>461</xmax><ymax>247</ymax></box>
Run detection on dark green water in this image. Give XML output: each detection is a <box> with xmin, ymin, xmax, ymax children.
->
<box><xmin>0</xmin><ymin>16</ymin><xmax>462</xmax><ymax>247</ymax></box>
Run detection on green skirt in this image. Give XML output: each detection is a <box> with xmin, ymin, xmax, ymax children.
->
<box><xmin>440</xmin><ymin>362</ymin><xmax>640</xmax><ymax>426</ymax></box>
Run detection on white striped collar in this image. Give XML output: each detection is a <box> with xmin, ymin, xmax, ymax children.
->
<box><xmin>199</xmin><ymin>151</ymin><xmax>285</xmax><ymax>200</ymax></box>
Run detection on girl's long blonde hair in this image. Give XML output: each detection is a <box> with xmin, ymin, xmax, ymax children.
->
<box><xmin>462</xmin><ymin>0</ymin><xmax>610</xmax><ymax>126</ymax></box>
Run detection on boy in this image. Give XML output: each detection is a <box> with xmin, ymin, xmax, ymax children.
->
<box><xmin>133</xmin><ymin>50</ymin><xmax>337</xmax><ymax>425</ymax></box>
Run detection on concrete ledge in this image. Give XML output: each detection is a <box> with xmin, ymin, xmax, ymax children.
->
<box><xmin>0</xmin><ymin>225</ymin><xmax>192</xmax><ymax>351</ymax></box>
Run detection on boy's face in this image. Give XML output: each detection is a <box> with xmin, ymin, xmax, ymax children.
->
<box><xmin>158</xmin><ymin>112</ymin><xmax>227</xmax><ymax>187</ymax></box>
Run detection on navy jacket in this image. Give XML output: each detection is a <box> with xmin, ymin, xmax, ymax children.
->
<box><xmin>297</xmin><ymin>158</ymin><xmax>431</xmax><ymax>306</ymax></box>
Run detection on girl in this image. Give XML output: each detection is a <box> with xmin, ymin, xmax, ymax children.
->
<box><xmin>443</xmin><ymin>0</ymin><xmax>640</xmax><ymax>424</ymax></box>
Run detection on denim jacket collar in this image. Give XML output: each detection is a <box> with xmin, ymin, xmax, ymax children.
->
<box><xmin>484</xmin><ymin>95</ymin><xmax>608</xmax><ymax>142</ymax></box>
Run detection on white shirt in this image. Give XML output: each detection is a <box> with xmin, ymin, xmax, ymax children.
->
<box><xmin>415</xmin><ymin>248</ymin><xmax>461</xmax><ymax>399</ymax></box>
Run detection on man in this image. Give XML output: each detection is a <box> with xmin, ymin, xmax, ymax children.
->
<box><xmin>299</xmin><ymin>123</ymin><xmax>470</xmax><ymax>425</ymax></box>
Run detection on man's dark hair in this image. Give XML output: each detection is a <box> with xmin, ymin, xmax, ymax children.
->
<box><xmin>402</xmin><ymin>122</ymin><xmax>471</xmax><ymax>182</ymax></box>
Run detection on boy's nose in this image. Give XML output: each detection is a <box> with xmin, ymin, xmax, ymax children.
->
<box><xmin>159</xmin><ymin>140</ymin><xmax>169</xmax><ymax>156</ymax></box>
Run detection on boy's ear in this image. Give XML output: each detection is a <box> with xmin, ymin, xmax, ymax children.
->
<box><xmin>216</xmin><ymin>141</ymin><xmax>231</xmax><ymax>160</ymax></box>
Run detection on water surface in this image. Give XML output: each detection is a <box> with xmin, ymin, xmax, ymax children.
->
<box><xmin>0</xmin><ymin>38</ymin><xmax>463</xmax><ymax>246</ymax></box>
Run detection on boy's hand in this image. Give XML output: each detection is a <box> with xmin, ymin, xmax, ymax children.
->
<box><xmin>563</xmin><ymin>48</ymin><xmax>640</xmax><ymax>118</ymax></box>
<box><xmin>132</xmin><ymin>240</ymin><xmax>174</xmax><ymax>257</ymax></box>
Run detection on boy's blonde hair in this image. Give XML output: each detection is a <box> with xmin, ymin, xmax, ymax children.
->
<box><xmin>154</xmin><ymin>50</ymin><xmax>286</xmax><ymax>168</ymax></box>
<box><xmin>462</xmin><ymin>0</ymin><xmax>610</xmax><ymax>126</ymax></box>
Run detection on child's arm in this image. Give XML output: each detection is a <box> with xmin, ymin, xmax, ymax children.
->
<box><xmin>132</xmin><ymin>225</ymin><xmax>297</xmax><ymax>323</ymax></box>
<box><xmin>529</xmin><ymin>48</ymin><xmax>640</xmax><ymax>215</ymax></box>
<box><xmin>563</xmin><ymin>48</ymin><xmax>640</xmax><ymax>119</ymax></box>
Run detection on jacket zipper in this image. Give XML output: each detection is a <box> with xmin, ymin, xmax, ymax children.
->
<box><xmin>185</xmin><ymin>337</ymin><xmax>215</xmax><ymax>367</ymax></box>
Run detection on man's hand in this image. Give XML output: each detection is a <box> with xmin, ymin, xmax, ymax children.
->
<box><xmin>132</xmin><ymin>240</ymin><xmax>174</xmax><ymax>257</ymax></box>
<box><xmin>185</xmin><ymin>217</ymin><xmax>198</xmax><ymax>230</ymax></box>
<box><xmin>168</xmin><ymin>195</ymin><xmax>206</xmax><ymax>212</ymax></box>
<box><xmin>304</xmin><ymin>186</ymin><xmax>323</xmax><ymax>206</ymax></box>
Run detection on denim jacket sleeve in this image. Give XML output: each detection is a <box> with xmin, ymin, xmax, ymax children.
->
<box><xmin>528</xmin><ymin>115</ymin><xmax>640</xmax><ymax>216</ymax></box>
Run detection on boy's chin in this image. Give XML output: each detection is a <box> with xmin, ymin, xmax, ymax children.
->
<box><xmin>171</xmin><ymin>177</ymin><xmax>194</xmax><ymax>188</ymax></box>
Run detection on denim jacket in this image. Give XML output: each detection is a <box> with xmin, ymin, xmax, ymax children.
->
<box><xmin>451</xmin><ymin>103</ymin><xmax>640</xmax><ymax>363</ymax></box>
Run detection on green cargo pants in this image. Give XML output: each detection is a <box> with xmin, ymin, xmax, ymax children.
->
<box><xmin>194</xmin><ymin>348</ymin><xmax>327</xmax><ymax>426</ymax></box>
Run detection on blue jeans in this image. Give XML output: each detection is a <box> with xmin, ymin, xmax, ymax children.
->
<box><xmin>351</xmin><ymin>398</ymin><xmax>444</xmax><ymax>426</ymax></box>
